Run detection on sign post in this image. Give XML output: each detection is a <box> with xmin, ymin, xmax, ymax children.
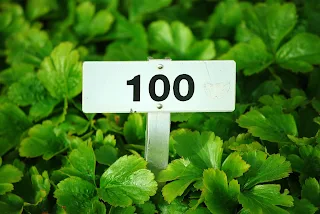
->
<box><xmin>145</xmin><ymin>57</ymin><xmax>171</xmax><ymax>174</ymax></box>
<box><xmin>82</xmin><ymin>59</ymin><xmax>236</xmax><ymax>174</ymax></box>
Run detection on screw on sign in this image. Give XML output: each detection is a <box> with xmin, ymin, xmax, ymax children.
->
<box><xmin>82</xmin><ymin>58</ymin><xmax>236</xmax><ymax>175</ymax></box>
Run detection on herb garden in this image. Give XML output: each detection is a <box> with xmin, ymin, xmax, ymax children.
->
<box><xmin>0</xmin><ymin>0</ymin><xmax>320</xmax><ymax>213</ymax></box>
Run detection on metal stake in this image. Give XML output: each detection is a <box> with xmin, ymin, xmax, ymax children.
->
<box><xmin>145</xmin><ymin>57</ymin><xmax>171</xmax><ymax>175</ymax></box>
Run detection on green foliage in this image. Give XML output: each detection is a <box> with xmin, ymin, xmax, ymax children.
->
<box><xmin>0</xmin><ymin>0</ymin><xmax>319</xmax><ymax>213</ymax></box>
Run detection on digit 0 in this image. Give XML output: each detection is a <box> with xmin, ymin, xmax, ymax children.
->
<box><xmin>149</xmin><ymin>75</ymin><xmax>170</xmax><ymax>101</ymax></box>
<box><xmin>173</xmin><ymin>74</ymin><xmax>194</xmax><ymax>101</ymax></box>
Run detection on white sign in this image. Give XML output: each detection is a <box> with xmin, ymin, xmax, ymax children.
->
<box><xmin>82</xmin><ymin>60</ymin><xmax>236</xmax><ymax>113</ymax></box>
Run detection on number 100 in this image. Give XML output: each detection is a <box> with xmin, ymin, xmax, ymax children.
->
<box><xmin>127</xmin><ymin>74</ymin><xmax>195</xmax><ymax>102</ymax></box>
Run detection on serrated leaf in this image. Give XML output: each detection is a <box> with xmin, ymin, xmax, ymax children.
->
<box><xmin>0</xmin><ymin>63</ymin><xmax>34</xmax><ymax>86</ymax></box>
<box><xmin>185</xmin><ymin>40</ymin><xmax>215</xmax><ymax>60</ymax></box>
<box><xmin>259</xmin><ymin>94</ymin><xmax>307</xmax><ymax>112</ymax></box>
<box><xmin>123</xmin><ymin>113</ymin><xmax>145</xmax><ymax>145</ymax></box>
<box><xmin>0</xmin><ymin>103</ymin><xmax>32</xmax><ymax>156</ymax></box>
<box><xmin>244</xmin><ymin>3</ymin><xmax>297</xmax><ymax>52</ymax></box>
<box><xmin>59</xmin><ymin>114</ymin><xmax>90</xmax><ymax>135</ymax></box>
<box><xmin>14</xmin><ymin>166</ymin><xmax>50</xmax><ymax>205</ymax></box>
<box><xmin>225</xmin><ymin>134</ymin><xmax>265</xmax><ymax>153</ymax></box>
<box><xmin>98</xmin><ymin>155</ymin><xmax>157</xmax><ymax>207</ymax></box>
<box><xmin>239</xmin><ymin>151</ymin><xmax>292</xmax><ymax>189</ymax></box>
<box><xmin>20</xmin><ymin>121</ymin><xmax>68</xmax><ymax>160</ymax></box>
<box><xmin>237</xmin><ymin>106</ymin><xmax>297</xmax><ymax>143</ymax></box>
<box><xmin>26</xmin><ymin>0</ymin><xmax>58</xmax><ymax>20</ymax></box>
<box><xmin>5</xmin><ymin>27</ymin><xmax>52</xmax><ymax>66</ymax></box>
<box><xmin>220</xmin><ymin>38</ymin><xmax>273</xmax><ymax>75</ymax></box>
<box><xmin>221</xmin><ymin>152</ymin><xmax>250</xmax><ymax>182</ymax></box>
<box><xmin>136</xmin><ymin>201</ymin><xmax>156</xmax><ymax>214</ymax></box>
<box><xmin>288</xmin><ymin>198</ymin><xmax>318</xmax><ymax>214</ymax></box>
<box><xmin>0</xmin><ymin>194</ymin><xmax>24</xmax><ymax>214</ymax></box>
<box><xmin>239</xmin><ymin>184</ymin><xmax>294</xmax><ymax>214</ymax></box>
<box><xmin>38</xmin><ymin>42</ymin><xmax>82</xmax><ymax>100</ymax></box>
<box><xmin>8</xmin><ymin>73</ymin><xmax>58</xmax><ymax>121</ymax></box>
<box><xmin>0</xmin><ymin>3</ymin><xmax>29</xmax><ymax>39</ymax></box>
<box><xmin>94</xmin><ymin>144</ymin><xmax>118</xmax><ymax>166</ymax></box>
<box><xmin>276</xmin><ymin>33</ymin><xmax>320</xmax><ymax>72</ymax></box>
<box><xmin>172</xmin><ymin>130</ymin><xmax>223</xmax><ymax>169</ymax></box>
<box><xmin>0</xmin><ymin>164</ymin><xmax>23</xmax><ymax>195</ymax></box>
<box><xmin>74</xmin><ymin>2</ymin><xmax>114</xmax><ymax>38</ymax></box>
<box><xmin>157</xmin><ymin>159</ymin><xmax>202</xmax><ymax>203</ymax></box>
<box><xmin>203</xmin><ymin>0</ymin><xmax>243</xmax><ymax>38</ymax></box>
<box><xmin>54</xmin><ymin>177</ymin><xmax>105</xmax><ymax>214</ymax></box>
<box><xmin>203</xmin><ymin>169</ymin><xmax>240</xmax><ymax>214</ymax></box>
<box><xmin>159</xmin><ymin>199</ymin><xmax>189</xmax><ymax>214</ymax></box>
<box><xmin>104</xmin><ymin>42</ymin><xmax>148</xmax><ymax>61</ymax></box>
<box><xmin>288</xmin><ymin>145</ymin><xmax>320</xmax><ymax>178</ymax></box>
<box><xmin>301</xmin><ymin>178</ymin><xmax>320</xmax><ymax>207</ymax></box>
<box><xmin>129</xmin><ymin>0</ymin><xmax>172</xmax><ymax>22</ymax></box>
<box><xmin>110</xmin><ymin>206</ymin><xmax>136</xmax><ymax>214</ymax></box>
<box><xmin>60</xmin><ymin>143</ymin><xmax>96</xmax><ymax>184</ymax></box>
<box><xmin>148</xmin><ymin>21</ymin><xmax>215</xmax><ymax>60</ymax></box>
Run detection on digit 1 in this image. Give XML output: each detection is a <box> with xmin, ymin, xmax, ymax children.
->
<box><xmin>127</xmin><ymin>75</ymin><xmax>140</xmax><ymax>101</ymax></box>
<box><xmin>173</xmin><ymin>74</ymin><xmax>195</xmax><ymax>101</ymax></box>
<box><xmin>149</xmin><ymin>75</ymin><xmax>170</xmax><ymax>101</ymax></box>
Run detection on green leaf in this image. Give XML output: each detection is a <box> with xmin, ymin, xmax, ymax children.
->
<box><xmin>148</xmin><ymin>21</ymin><xmax>215</xmax><ymax>60</ymax></box>
<box><xmin>157</xmin><ymin>159</ymin><xmax>203</xmax><ymax>203</ymax></box>
<box><xmin>221</xmin><ymin>152</ymin><xmax>250</xmax><ymax>182</ymax></box>
<box><xmin>219</xmin><ymin>38</ymin><xmax>273</xmax><ymax>75</ymax></box>
<box><xmin>203</xmin><ymin>0</ymin><xmax>243</xmax><ymax>38</ymax></box>
<box><xmin>98</xmin><ymin>155</ymin><xmax>157</xmax><ymax>207</ymax></box>
<box><xmin>129</xmin><ymin>0</ymin><xmax>172</xmax><ymax>22</ymax></box>
<box><xmin>259</xmin><ymin>94</ymin><xmax>307</xmax><ymax>112</ymax></box>
<box><xmin>224</xmin><ymin>133</ymin><xmax>264</xmax><ymax>153</ymax></box>
<box><xmin>54</xmin><ymin>177</ymin><xmax>105</xmax><ymax>214</ymax></box>
<box><xmin>14</xmin><ymin>166</ymin><xmax>50</xmax><ymax>205</ymax></box>
<box><xmin>123</xmin><ymin>113</ymin><xmax>145</xmax><ymax>145</ymax></box>
<box><xmin>203</xmin><ymin>169</ymin><xmax>240</xmax><ymax>214</ymax></box>
<box><xmin>0</xmin><ymin>164</ymin><xmax>23</xmax><ymax>195</ymax></box>
<box><xmin>104</xmin><ymin>42</ymin><xmax>148</xmax><ymax>61</ymax></box>
<box><xmin>149</xmin><ymin>20</ymin><xmax>193</xmax><ymax>53</ymax></box>
<box><xmin>185</xmin><ymin>40</ymin><xmax>215</xmax><ymax>60</ymax></box>
<box><xmin>8</xmin><ymin>73</ymin><xmax>58</xmax><ymax>121</ymax></box>
<box><xmin>0</xmin><ymin>194</ymin><xmax>24</xmax><ymax>214</ymax></box>
<box><xmin>239</xmin><ymin>151</ymin><xmax>292</xmax><ymax>189</ymax></box>
<box><xmin>26</xmin><ymin>0</ymin><xmax>58</xmax><ymax>20</ymax></box>
<box><xmin>60</xmin><ymin>143</ymin><xmax>96</xmax><ymax>184</ymax></box>
<box><xmin>136</xmin><ymin>201</ymin><xmax>156</xmax><ymax>214</ymax></box>
<box><xmin>74</xmin><ymin>2</ymin><xmax>114</xmax><ymax>38</ymax></box>
<box><xmin>107</xmin><ymin>13</ymin><xmax>148</xmax><ymax>49</ymax></box>
<box><xmin>287</xmin><ymin>145</ymin><xmax>320</xmax><ymax>178</ymax></box>
<box><xmin>172</xmin><ymin>129</ymin><xmax>223</xmax><ymax>169</ymax></box>
<box><xmin>244</xmin><ymin>3</ymin><xmax>297</xmax><ymax>52</ymax></box>
<box><xmin>59</xmin><ymin>114</ymin><xmax>90</xmax><ymax>135</ymax></box>
<box><xmin>110</xmin><ymin>206</ymin><xmax>136</xmax><ymax>214</ymax></box>
<box><xmin>0</xmin><ymin>3</ymin><xmax>29</xmax><ymax>39</ymax></box>
<box><xmin>95</xmin><ymin>144</ymin><xmax>118</xmax><ymax>166</ymax></box>
<box><xmin>301</xmin><ymin>178</ymin><xmax>320</xmax><ymax>207</ymax></box>
<box><xmin>239</xmin><ymin>184</ymin><xmax>294</xmax><ymax>214</ymax></box>
<box><xmin>0</xmin><ymin>103</ymin><xmax>32</xmax><ymax>156</ymax></box>
<box><xmin>0</xmin><ymin>63</ymin><xmax>34</xmax><ymax>86</ymax></box>
<box><xmin>19</xmin><ymin>120</ymin><xmax>69</xmax><ymax>160</ymax></box>
<box><xmin>288</xmin><ymin>198</ymin><xmax>318</xmax><ymax>214</ymax></box>
<box><xmin>159</xmin><ymin>199</ymin><xmax>189</xmax><ymax>214</ymax></box>
<box><xmin>5</xmin><ymin>27</ymin><xmax>53</xmax><ymax>66</ymax></box>
<box><xmin>276</xmin><ymin>33</ymin><xmax>320</xmax><ymax>72</ymax></box>
<box><xmin>38</xmin><ymin>42</ymin><xmax>82</xmax><ymax>100</ymax></box>
<box><xmin>237</xmin><ymin>106</ymin><xmax>298</xmax><ymax>143</ymax></box>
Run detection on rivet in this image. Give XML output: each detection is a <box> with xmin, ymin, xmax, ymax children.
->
<box><xmin>157</xmin><ymin>103</ymin><xmax>163</xmax><ymax>109</ymax></box>
<box><xmin>158</xmin><ymin>64</ymin><xmax>163</xmax><ymax>69</ymax></box>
